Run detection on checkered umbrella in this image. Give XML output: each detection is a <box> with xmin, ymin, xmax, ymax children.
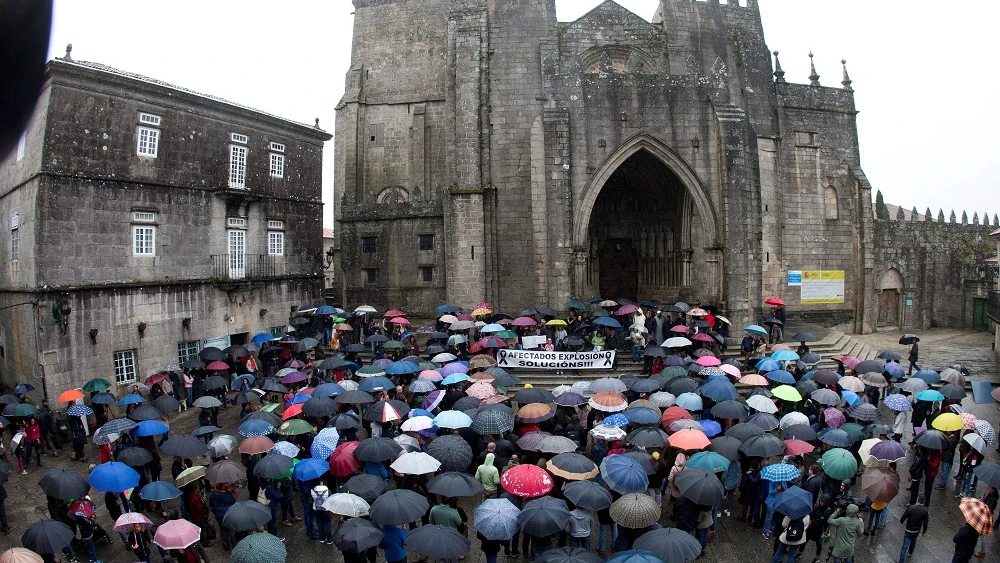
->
<box><xmin>975</xmin><ymin>420</ymin><xmax>997</xmax><ymax>446</ymax></box>
<box><xmin>761</xmin><ymin>463</ymin><xmax>800</xmax><ymax>482</ymax></box>
<box><xmin>471</xmin><ymin>406</ymin><xmax>515</xmax><ymax>435</ymax></box>
<box><xmin>960</xmin><ymin>497</ymin><xmax>994</xmax><ymax>536</ymax></box>
<box><xmin>231</xmin><ymin>533</ymin><xmax>287</xmax><ymax>563</ymax></box>
<box><xmin>610</xmin><ymin>493</ymin><xmax>661</xmax><ymax>529</ymax></box>
<box><xmin>847</xmin><ymin>403</ymin><xmax>880</xmax><ymax>422</ymax></box>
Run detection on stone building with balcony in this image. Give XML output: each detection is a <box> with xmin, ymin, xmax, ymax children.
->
<box><xmin>0</xmin><ymin>47</ymin><xmax>331</xmax><ymax>398</ymax></box>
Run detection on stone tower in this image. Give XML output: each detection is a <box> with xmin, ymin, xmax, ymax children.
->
<box><xmin>335</xmin><ymin>0</ymin><xmax>873</xmax><ymax>329</ymax></box>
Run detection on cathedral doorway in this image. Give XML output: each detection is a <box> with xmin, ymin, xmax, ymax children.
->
<box><xmin>877</xmin><ymin>268</ymin><xmax>904</xmax><ymax>328</ymax></box>
<box><xmin>598</xmin><ymin>239</ymin><xmax>638</xmax><ymax>302</ymax></box>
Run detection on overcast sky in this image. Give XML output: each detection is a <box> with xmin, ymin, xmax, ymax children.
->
<box><xmin>48</xmin><ymin>0</ymin><xmax>996</xmax><ymax>227</ymax></box>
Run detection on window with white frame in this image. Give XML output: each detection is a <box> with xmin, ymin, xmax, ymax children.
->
<box><xmin>228</xmin><ymin>229</ymin><xmax>246</xmax><ymax>279</ymax></box>
<box><xmin>270</xmin><ymin>153</ymin><xmax>285</xmax><ymax>178</ymax></box>
<box><xmin>133</xmin><ymin>226</ymin><xmax>155</xmax><ymax>256</ymax></box>
<box><xmin>10</xmin><ymin>215</ymin><xmax>18</xmax><ymax>262</ymax></box>
<box><xmin>268</xmin><ymin>220</ymin><xmax>285</xmax><ymax>256</ymax></box>
<box><xmin>113</xmin><ymin>349</ymin><xmax>138</xmax><ymax>384</ymax></box>
<box><xmin>137</xmin><ymin>113</ymin><xmax>161</xmax><ymax>158</ymax></box>
<box><xmin>177</xmin><ymin>341</ymin><xmax>200</xmax><ymax>366</ymax></box>
<box><xmin>229</xmin><ymin>144</ymin><xmax>247</xmax><ymax>188</ymax></box>
<box><xmin>227</xmin><ymin>217</ymin><xmax>247</xmax><ymax>229</ymax></box>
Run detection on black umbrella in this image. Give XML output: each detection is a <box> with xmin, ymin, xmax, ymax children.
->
<box><xmin>405</xmin><ymin>525</ymin><xmax>471</xmax><ymax>559</ymax></box>
<box><xmin>973</xmin><ymin>462</ymin><xmax>1000</xmax><ymax>489</ymax></box>
<box><xmin>939</xmin><ymin>383</ymin><xmax>967</xmax><ymax>400</ymax></box>
<box><xmin>625</xmin><ymin>428</ymin><xmax>669</xmax><ymax>448</ymax></box>
<box><xmin>513</xmin><ymin>387</ymin><xmax>555</xmax><ymax>404</ymax></box>
<box><xmin>223</xmin><ymin>501</ymin><xmax>272</xmax><ymax>532</ymax></box>
<box><xmin>333</xmin><ymin>518</ymin><xmax>384</xmax><ymax>553</ymax></box>
<box><xmin>365</xmin><ymin>399</ymin><xmax>410</xmax><ymax>422</ymax></box>
<box><xmin>746</xmin><ymin>413</ymin><xmax>780</xmax><ymax>432</ymax></box>
<box><xmin>915</xmin><ymin>429</ymin><xmax>949</xmax><ymax>450</ymax></box>
<box><xmin>665</xmin><ymin>378</ymin><xmax>699</xmax><ymax>395</ymax></box>
<box><xmin>643</xmin><ymin>346</ymin><xmax>667</xmax><ymax>358</ymax></box>
<box><xmin>235</xmin><ymin>391</ymin><xmax>260</xmax><ymax>406</ymax></box>
<box><xmin>344</xmin><ymin>343</ymin><xmax>368</xmax><ymax>353</ymax></box>
<box><xmin>254</xmin><ymin>453</ymin><xmax>294</xmax><ymax>479</ymax></box>
<box><xmin>780</xmin><ymin>424</ymin><xmax>817</xmax><ymax>441</ymax></box>
<box><xmin>160</xmin><ymin>435</ymin><xmax>210</xmax><ymax>458</ymax></box>
<box><xmin>330</xmin><ymin>413</ymin><xmax>362</xmax><ymax>430</ymax></box>
<box><xmin>635</xmin><ymin>528</ymin><xmax>703</xmax><ymax>563</ymax></box>
<box><xmin>855</xmin><ymin>360</ymin><xmax>884</xmax><ymax>375</ymax></box>
<box><xmin>791</xmin><ymin>332</ymin><xmax>816</xmax><ymax>343</ymax></box>
<box><xmin>710</xmin><ymin>400</ymin><xmax>747</xmax><ymax>421</ymax></box>
<box><xmin>709</xmin><ymin>436</ymin><xmax>742</xmax><ymax>462</ymax></box>
<box><xmin>547</xmin><ymin>453</ymin><xmax>599</xmax><ymax>480</ymax></box>
<box><xmin>898</xmin><ymin>334</ymin><xmax>919</xmax><ymax>345</ymax></box>
<box><xmin>355</xmin><ymin>437</ymin><xmax>403</xmax><ymax>463</ymax></box>
<box><xmin>675</xmin><ymin>467</ymin><xmax>724</xmax><ymax>505</ymax></box>
<box><xmin>223</xmin><ymin>345</ymin><xmax>250</xmax><ymax>358</ymax></box>
<box><xmin>0</xmin><ymin>460</ymin><xmax>8</xmax><ymax>486</ymax></box>
<box><xmin>426</xmin><ymin>435</ymin><xmax>474</xmax><ymax>472</ymax></box>
<box><xmin>245</xmin><ymin>411</ymin><xmax>282</xmax><ymax>427</ymax></box>
<box><xmin>725</xmin><ymin>422</ymin><xmax>765</xmax><ymax>442</ymax></box>
<box><xmin>364</xmin><ymin>334</ymin><xmax>389</xmax><ymax>344</ymax></box>
<box><xmin>302</xmin><ymin>396</ymin><xmax>339</xmax><ymax>418</ymax></box>
<box><xmin>518</xmin><ymin>496</ymin><xmax>571</xmax><ymax>537</ymax></box>
<box><xmin>38</xmin><ymin>468</ymin><xmax>89</xmax><ymax>499</ymax></box>
<box><xmin>537</xmin><ymin>548</ymin><xmax>603</xmax><ymax>563</ymax></box>
<box><xmin>129</xmin><ymin>405</ymin><xmax>163</xmax><ymax>422</ymax></box>
<box><xmin>427</xmin><ymin>472</ymin><xmax>486</xmax><ymax>497</ymax></box>
<box><xmin>801</xmin><ymin>352</ymin><xmax>822</xmax><ymax>365</ymax></box>
<box><xmin>537</xmin><ymin>307</ymin><xmax>560</xmax><ymax>317</ymax></box>
<box><xmin>295</xmin><ymin>338</ymin><xmax>320</xmax><ymax>352</ymax></box>
<box><xmin>343</xmin><ymin>474</ymin><xmax>387</xmax><ymax>503</ymax></box>
<box><xmin>183</xmin><ymin>357</ymin><xmax>205</xmax><ymax>370</ymax></box>
<box><xmin>314</xmin><ymin>356</ymin><xmax>346</xmax><ymax>370</ymax></box>
<box><xmin>191</xmin><ymin>425</ymin><xmax>220</xmax><ymax>438</ymax></box>
<box><xmin>153</xmin><ymin>395</ymin><xmax>181</xmax><ymax>414</ymax></box>
<box><xmin>336</xmin><ymin>390</ymin><xmax>376</xmax><ymax>404</ymax></box>
<box><xmin>563</xmin><ymin>480</ymin><xmax>613</xmax><ymax>511</ymax></box>
<box><xmin>794</xmin><ymin>379</ymin><xmax>819</xmax><ymax>396</ymax></box>
<box><xmin>202</xmin><ymin>376</ymin><xmax>228</xmax><ymax>391</ymax></box>
<box><xmin>260</xmin><ymin>380</ymin><xmax>288</xmax><ymax>394</ymax></box>
<box><xmin>877</xmin><ymin>350</ymin><xmax>902</xmax><ymax>362</ymax></box>
<box><xmin>563</xmin><ymin>335</ymin><xmax>585</xmax><ymax>347</ymax></box>
<box><xmin>621</xmin><ymin>451</ymin><xmax>656</xmax><ymax>475</ymax></box>
<box><xmin>492</xmin><ymin>372</ymin><xmax>522</xmax><ymax>388</ymax></box>
<box><xmin>370</xmin><ymin>489</ymin><xmax>430</xmax><ymax>526</ymax></box>
<box><xmin>739</xmin><ymin>434</ymin><xmax>785</xmax><ymax>458</ymax></box>
<box><xmin>116</xmin><ymin>446</ymin><xmax>154</xmax><ymax>467</ymax></box>
<box><xmin>424</xmin><ymin>344</ymin><xmax>446</xmax><ymax>356</ymax></box>
<box><xmin>199</xmin><ymin>347</ymin><xmax>226</xmax><ymax>362</ymax></box>
<box><xmin>472</xmin><ymin>406</ymin><xmax>515</xmax><ymax>435</ymax></box>
<box><xmin>21</xmin><ymin>520</ymin><xmax>75</xmax><ymax>554</ymax></box>
<box><xmin>453</xmin><ymin>396</ymin><xmax>482</xmax><ymax>412</ymax></box>
<box><xmin>0</xmin><ymin>395</ymin><xmax>18</xmax><ymax>406</ymax></box>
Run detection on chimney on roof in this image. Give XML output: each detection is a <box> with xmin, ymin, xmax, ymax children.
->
<box><xmin>315</xmin><ymin>118</ymin><xmax>320</xmax><ymax>129</ymax></box>
<box><xmin>64</xmin><ymin>43</ymin><xmax>73</xmax><ymax>62</ymax></box>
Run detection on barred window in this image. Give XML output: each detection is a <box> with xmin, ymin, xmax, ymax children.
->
<box><xmin>113</xmin><ymin>349</ymin><xmax>138</xmax><ymax>385</ymax></box>
<box><xmin>177</xmin><ymin>341</ymin><xmax>200</xmax><ymax>366</ymax></box>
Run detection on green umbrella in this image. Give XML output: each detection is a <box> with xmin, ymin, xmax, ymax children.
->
<box><xmin>771</xmin><ymin>385</ymin><xmax>802</xmax><ymax>402</ymax></box>
<box><xmin>840</xmin><ymin>423</ymin><xmax>864</xmax><ymax>442</ymax></box>
<box><xmin>358</xmin><ymin>366</ymin><xmax>385</xmax><ymax>377</ymax></box>
<box><xmin>231</xmin><ymin>532</ymin><xmax>287</xmax><ymax>563</ymax></box>
<box><xmin>14</xmin><ymin>403</ymin><xmax>37</xmax><ymax>417</ymax></box>
<box><xmin>276</xmin><ymin>458</ymin><xmax>300</xmax><ymax>480</ymax></box>
<box><xmin>275</xmin><ymin>419</ymin><xmax>312</xmax><ymax>436</ymax></box>
<box><xmin>83</xmin><ymin>378</ymin><xmax>111</xmax><ymax>393</ymax></box>
<box><xmin>821</xmin><ymin>448</ymin><xmax>858</xmax><ymax>481</ymax></box>
<box><xmin>684</xmin><ymin>451</ymin><xmax>730</xmax><ymax>473</ymax></box>
<box><xmin>333</xmin><ymin>317</ymin><xmax>347</xmax><ymax>323</ymax></box>
<box><xmin>565</xmin><ymin>300</ymin><xmax>588</xmax><ymax>310</ymax></box>
<box><xmin>496</xmin><ymin>330</ymin><xmax>518</xmax><ymax>339</ymax></box>
<box><xmin>383</xmin><ymin>341</ymin><xmax>406</xmax><ymax>350</ymax></box>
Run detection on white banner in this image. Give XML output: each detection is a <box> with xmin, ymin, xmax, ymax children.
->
<box><xmin>496</xmin><ymin>349</ymin><xmax>616</xmax><ymax>370</ymax></box>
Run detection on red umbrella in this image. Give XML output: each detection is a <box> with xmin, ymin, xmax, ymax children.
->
<box><xmin>383</xmin><ymin>309</ymin><xmax>406</xmax><ymax>318</ymax></box>
<box><xmin>144</xmin><ymin>373</ymin><xmax>168</xmax><ymax>385</ymax></box>
<box><xmin>389</xmin><ymin>317</ymin><xmax>410</xmax><ymax>325</ymax></box>
<box><xmin>330</xmin><ymin>441</ymin><xmax>363</xmax><ymax>477</ymax></box>
<box><xmin>477</xmin><ymin>336</ymin><xmax>508</xmax><ymax>349</ymax></box>
<box><xmin>661</xmin><ymin>406</ymin><xmax>693</xmax><ymax>431</ymax></box>
<box><xmin>238</xmin><ymin>436</ymin><xmax>274</xmax><ymax>455</ymax></box>
<box><xmin>500</xmin><ymin>464</ymin><xmax>554</xmax><ymax>498</ymax></box>
<box><xmin>764</xmin><ymin>297</ymin><xmax>785</xmax><ymax>306</ymax></box>
<box><xmin>69</xmin><ymin>498</ymin><xmax>97</xmax><ymax>518</ymax></box>
<box><xmin>511</xmin><ymin>317</ymin><xmax>537</xmax><ymax>327</ymax></box>
<box><xmin>206</xmin><ymin>361</ymin><xmax>229</xmax><ymax>371</ymax></box>
<box><xmin>517</xmin><ymin>424</ymin><xmax>541</xmax><ymax>436</ymax></box>
<box><xmin>668</xmin><ymin>429</ymin><xmax>710</xmax><ymax>451</ymax></box>
<box><xmin>474</xmin><ymin>302</ymin><xmax>493</xmax><ymax>311</ymax></box>
<box><xmin>783</xmin><ymin>439</ymin><xmax>815</xmax><ymax>456</ymax></box>
<box><xmin>281</xmin><ymin>403</ymin><xmax>303</xmax><ymax>420</ymax></box>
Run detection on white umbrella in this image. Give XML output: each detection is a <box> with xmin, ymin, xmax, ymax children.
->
<box><xmin>438</xmin><ymin>314</ymin><xmax>459</xmax><ymax>325</ymax></box>
<box><xmin>552</xmin><ymin>385</ymin><xmax>575</xmax><ymax>397</ymax></box>
<box><xmin>590</xmin><ymin>424</ymin><xmax>626</xmax><ymax>441</ymax></box>
<box><xmin>431</xmin><ymin>353</ymin><xmax>458</xmax><ymax>363</ymax></box>
<box><xmin>859</xmin><ymin>438</ymin><xmax>888</xmax><ymax>468</ymax></box>
<box><xmin>779</xmin><ymin>412</ymin><xmax>809</xmax><ymax>430</ymax></box>
<box><xmin>747</xmin><ymin>395</ymin><xmax>777</xmax><ymax>414</ymax></box>
<box><xmin>339</xmin><ymin>380</ymin><xmax>359</xmax><ymax>391</ymax></box>
<box><xmin>571</xmin><ymin>381</ymin><xmax>593</xmax><ymax>396</ymax></box>
<box><xmin>964</xmin><ymin>433</ymin><xmax>987</xmax><ymax>453</ymax></box>
<box><xmin>589</xmin><ymin>378</ymin><xmax>628</xmax><ymax>394</ymax></box>
<box><xmin>662</xmin><ymin>337</ymin><xmax>693</xmax><ymax>348</ymax></box>
<box><xmin>390</xmin><ymin>452</ymin><xmax>441</xmax><ymax>475</ymax></box>
<box><xmin>394</xmin><ymin>434</ymin><xmax>420</xmax><ymax>452</ymax></box>
<box><xmin>207</xmin><ymin>434</ymin><xmax>238</xmax><ymax>457</ymax></box>
<box><xmin>649</xmin><ymin>392</ymin><xmax>676</xmax><ymax>408</ymax></box>
<box><xmin>323</xmin><ymin>493</ymin><xmax>370</xmax><ymax>517</ymax></box>
<box><xmin>401</xmin><ymin>416</ymin><xmax>434</xmax><ymax>433</ymax></box>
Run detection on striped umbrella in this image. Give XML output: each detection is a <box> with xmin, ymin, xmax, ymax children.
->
<box><xmin>846</xmin><ymin>403</ymin><xmax>880</xmax><ymax>422</ymax></box>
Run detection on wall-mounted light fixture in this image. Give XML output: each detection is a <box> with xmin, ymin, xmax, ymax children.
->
<box><xmin>259</xmin><ymin>308</ymin><xmax>268</xmax><ymax>318</ymax></box>
<box><xmin>137</xmin><ymin>321</ymin><xmax>147</xmax><ymax>337</ymax></box>
<box><xmin>182</xmin><ymin>317</ymin><xmax>191</xmax><ymax>330</ymax></box>
<box><xmin>88</xmin><ymin>328</ymin><xmax>98</xmax><ymax>344</ymax></box>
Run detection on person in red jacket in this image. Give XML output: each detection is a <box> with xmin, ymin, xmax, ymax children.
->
<box><xmin>24</xmin><ymin>416</ymin><xmax>42</xmax><ymax>468</ymax></box>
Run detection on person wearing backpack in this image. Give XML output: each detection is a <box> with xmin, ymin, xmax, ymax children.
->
<box><xmin>771</xmin><ymin>513</ymin><xmax>809</xmax><ymax>563</ymax></box>
<box><xmin>312</xmin><ymin>484</ymin><xmax>332</xmax><ymax>544</ymax></box>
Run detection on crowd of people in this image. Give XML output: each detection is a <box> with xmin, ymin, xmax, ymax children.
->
<box><xmin>0</xmin><ymin>299</ymin><xmax>997</xmax><ymax>563</ymax></box>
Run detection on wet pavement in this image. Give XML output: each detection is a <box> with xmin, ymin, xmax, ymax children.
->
<box><xmin>0</xmin><ymin>327</ymin><xmax>996</xmax><ymax>563</ymax></box>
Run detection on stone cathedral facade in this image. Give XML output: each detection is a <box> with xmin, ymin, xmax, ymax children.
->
<box><xmin>334</xmin><ymin>0</ymin><xmax>982</xmax><ymax>331</ymax></box>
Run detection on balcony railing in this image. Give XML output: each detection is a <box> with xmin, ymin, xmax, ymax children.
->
<box><xmin>211</xmin><ymin>254</ymin><xmax>277</xmax><ymax>280</ymax></box>
<box><xmin>989</xmin><ymin>290</ymin><xmax>1000</xmax><ymax>324</ymax></box>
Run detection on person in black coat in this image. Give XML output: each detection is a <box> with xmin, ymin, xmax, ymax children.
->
<box><xmin>953</xmin><ymin>522</ymin><xmax>980</xmax><ymax>563</ymax></box>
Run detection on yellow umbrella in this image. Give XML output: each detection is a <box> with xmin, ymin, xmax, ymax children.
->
<box><xmin>546</xmin><ymin>319</ymin><xmax>568</xmax><ymax>327</ymax></box>
<box><xmin>932</xmin><ymin>412</ymin><xmax>964</xmax><ymax>432</ymax></box>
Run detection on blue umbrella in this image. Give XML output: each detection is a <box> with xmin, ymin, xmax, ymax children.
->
<box><xmin>232</xmin><ymin>374</ymin><xmax>255</xmax><ymax>387</ymax></box>
<box><xmin>409</xmin><ymin>408</ymin><xmax>433</xmax><ymax>419</ymax></box>
<box><xmin>602</xmin><ymin>414</ymin><xmax>629</xmax><ymax>428</ymax></box>
<box><xmin>360</xmin><ymin>376</ymin><xmax>395</xmax><ymax>393</ymax></box>
<box><xmin>605</xmin><ymin>550</ymin><xmax>664</xmax><ymax>563</ymax></box>
<box><xmin>755</xmin><ymin>359</ymin><xmax>780</xmax><ymax>372</ymax></box>
<box><xmin>285</xmin><ymin>394</ymin><xmax>312</xmax><ymax>406</ymax></box>
<box><xmin>473</xmin><ymin>498</ymin><xmax>521</xmax><ymax>541</ymax></box>
<box><xmin>771</xmin><ymin>350</ymin><xmax>799</xmax><ymax>362</ymax></box>
<box><xmin>699</xmin><ymin>379</ymin><xmax>738</xmax><ymax>402</ymax></box>
<box><xmin>311</xmin><ymin>428</ymin><xmax>340</xmax><ymax>459</ymax></box>
<box><xmin>14</xmin><ymin>383</ymin><xmax>34</xmax><ymax>394</ymax></box>
<box><xmin>239</xmin><ymin>419</ymin><xmax>274</xmax><ymax>437</ymax></box>
<box><xmin>675</xmin><ymin>393</ymin><xmax>703</xmax><ymax>412</ymax></box>
<box><xmin>313</xmin><ymin>383</ymin><xmax>346</xmax><ymax>397</ymax></box>
<box><xmin>884</xmin><ymin>363</ymin><xmax>905</xmax><ymax>378</ymax></box>
<box><xmin>593</xmin><ymin>317</ymin><xmax>622</xmax><ymax>329</ymax></box>
<box><xmin>117</xmin><ymin>394</ymin><xmax>145</xmax><ymax>407</ymax></box>
<box><xmin>744</xmin><ymin>325</ymin><xmax>768</xmax><ymax>337</ymax></box>
<box><xmin>817</xmin><ymin>428</ymin><xmax>853</xmax><ymax>448</ymax></box>
<box><xmin>685</xmin><ymin>451</ymin><xmax>730</xmax><ymax>473</ymax></box>
<box><xmin>293</xmin><ymin>458</ymin><xmax>330</xmax><ymax>482</ymax></box>
<box><xmin>916</xmin><ymin>389</ymin><xmax>945</xmax><ymax>402</ymax></box>
<box><xmin>629</xmin><ymin>379</ymin><xmax>661</xmax><ymax>394</ymax></box>
<box><xmin>88</xmin><ymin>461</ymin><xmax>140</xmax><ymax>493</ymax></box>
<box><xmin>884</xmin><ymin>394</ymin><xmax>912</xmax><ymax>412</ymax></box>
<box><xmin>480</xmin><ymin>324</ymin><xmax>506</xmax><ymax>333</ymax></box>
<box><xmin>761</xmin><ymin>463</ymin><xmax>800</xmax><ymax>482</ymax></box>
<box><xmin>67</xmin><ymin>405</ymin><xmax>94</xmax><ymax>417</ymax></box>
<box><xmin>774</xmin><ymin>485</ymin><xmax>814</xmax><ymax>519</ymax></box>
<box><xmin>408</xmin><ymin>380</ymin><xmax>437</xmax><ymax>394</ymax></box>
<box><xmin>139</xmin><ymin>481</ymin><xmax>183</xmax><ymax>501</ymax></box>
<box><xmin>251</xmin><ymin>332</ymin><xmax>276</xmax><ymax>346</ymax></box>
<box><xmin>435</xmin><ymin>304</ymin><xmax>460</xmax><ymax>315</ymax></box>
<box><xmin>799</xmin><ymin>370</ymin><xmax>817</xmax><ymax>381</ymax></box>
<box><xmin>133</xmin><ymin>420</ymin><xmax>169</xmax><ymax>437</ymax></box>
<box><xmin>840</xmin><ymin>390</ymin><xmax>861</xmax><ymax>406</ymax></box>
<box><xmin>441</xmin><ymin>373</ymin><xmax>470</xmax><ymax>386</ymax></box>
<box><xmin>191</xmin><ymin>425</ymin><xmax>220</xmax><ymax>437</ymax></box>
<box><xmin>385</xmin><ymin>361</ymin><xmax>419</xmax><ymax>376</ymax></box>
<box><xmin>270</xmin><ymin>441</ymin><xmax>300</xmax><ymax>457</ymax></box>
<box><xmin>315</xmin><ymin>305</ymin><xmax>337</xmax><ymax>315</ymax></box>
<box><xmin>624</xmin><ymin>408</ymin><xmax>660</xmax><ymax>426</ymax></box>
<box><xmin>600</xmin><ymin>455</ymin><xmax>648</xmax><ymax>495</ymax></box>
<box><xmin>913</xmin><ymin>370</ymin><xmax>940</xmax><ymax>384</ymax></box>
<box><xmin>435</xmin><ymin>410</ymin><xmax>473</xmax><ymax>429</ymax></box>
<box><xmin>766</xmin><ymin>370</ymin><xmax>796</xmax><ymax>385</ymax></box>
<box><xmin>699</xmin><ymin>420</ymin><xmax>722</xmax><ymax>438</ymax></box>
<box><xmin>90</xmin><ymin>392</ymin><xmax>116</xmax><ymax>405</ymax></box>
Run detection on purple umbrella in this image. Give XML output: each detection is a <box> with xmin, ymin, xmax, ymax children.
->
<box><xmin>280</xmin><ymin>371</ymin><xmax>308</xmax><ymax>384</ymax></box>
<box><xmin>664</xmin><ymin>357</ymin><xmax>687</xmax><ymax>367</ymax></box>
<box><xmin>422</xmin><ymin>390</ymin><xmax>445</xmax><ymax>411</ymax></box>
<box><xmin>440</xmin><ymin>363</ymin><xmax>469</xmax><ymax>377</ymax></box>
<box><xmin>373</xmin><ymin>359</ymin><xmax>392</xmax><ymax>369</ymax></box>
<box><xmin>554</xmin><ymin>393</ymin><xmax>587</xmax><ymax>407</ymax></box>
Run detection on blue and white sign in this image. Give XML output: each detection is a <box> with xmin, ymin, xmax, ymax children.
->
<box><xmin>787</xmin><ymin>271</ymin><xmax>802</xmax><ymax>286</ymax></box>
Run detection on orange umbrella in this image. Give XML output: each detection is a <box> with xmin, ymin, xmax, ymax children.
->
<box><xmin>668</xmin><ymin>428</ymin><xmax>710</xmax><ymax>451</ymax></box>
<box><xmin>661</xmin><ymin>406</ymin><xmax>693</xmax><ymax>431</ymax></box>
<box><xmin>58</xmin><ymin>389</ymin><xmax>85</xmax><ymax>403</ymax></box>
<box><xmin>516</xmin><ymin>403</ymin><xmax>554</xmax><ymax>423</ymax></box>
<box><xmin>238</xmin><ymin>435</ymin><xmax>274</xmax><ymax>455</ymax></box>
<box><xmin>738</xmin><ymin>374</ymin><xmax>768</xmax><ymax>386</ymax></box>
<box><xmin>588</xmin><ymin>392</ymin><xmax>628</xmax><ymax>412</ymax></box>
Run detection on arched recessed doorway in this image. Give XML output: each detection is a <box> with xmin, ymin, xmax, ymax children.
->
<box><xmin>575</xmin><ymin>137</ymin><xmax>721</xmax><ymax>304</ymax></box>
<box><xmin>877</xmin><ymin>268</ymin><xmax>904</xmax><ymax>328</ymax></box>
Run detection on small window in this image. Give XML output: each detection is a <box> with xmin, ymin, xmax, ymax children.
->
<box><xmin>113</xmin><ymin>349</ymin><xmax>138</xmax><ymax>385</ymax></box>
<box><xmin>270</xmin><ymin>153</ymin><xmax>285</xmax><ymax>178</ymax></box>
<box><xmin>270</xmin><ymin>326</ymin><xmax>286</xmax><ymax>337</ymax></box>
<box><xmin>231</xmin><ymin>133</ymin><xmax>249</xmax><ymax>144</ymax></box>
<box><xmin>361</xmin><ymin>236</ymin><xmax>377</xmax><ymax>253</ymax></box>
<box><xmin>420</xmin><ymin>266</ymin><xmax>434</xmax><ymax>282</ymax></box>
<box><xmin>796</xmin><ymin>131</ymin><xmax>819</xmax><ymax>146</ymax></box>
<box><xmin>364</xmin><ymin>268</ymin><xmax>378</xmax><ymax>284</ymax></box>
<box><xmin>177</xmin><ymin>341</ymin><xmax>200</xmax><ymax>366</ymax></box>
<box><xmin>137</xmin><ymin>127</ymin><xmax>159</xmax><ymax>157</ymax></box>
<box><xmin>15</xmin><ymin>133</ymin><xmax>25</xmax><ymax>162</ymax></box>
<box><xmin>267</xmin><ymin>220</ymin><xmax>284</xmax><ymax>230</ymax></box>
<box><xmin>229</xmin><ymin>145</ymin><xmax>247</xmax><ymax>188</ymax></box>
<box><xmin>418</xmin><ymin>234</ymin><xmax>434</xmax><ymax>251</ymax></box>
<box><xmin>10</xmin><ymin>215</ymin><xmax>19</xmax><ymax>262</ymax></box>
<box><xmin>824</xmin><ymin>187</ymin><xmax>839</xmax><ymax>220</ymax></box>
<box><xmin>268</xmin><ymin>230</ymin><xmax>284</xmax><ymax>256</ymax></box>
<box><xmin>368</xmin><ymin>123</ymin><xmax>385</xmax><ymax>147</ymax></box>
<box><xmin>227</xmin><ymin>217</ymin><xmax>247</xmax><ymax>229</ymax></box>
<box><xmin>269</xmin><ymin>142</ymin><xmax>285</xmax><ymax>153</ymax></box>
<box><xmin>133</xmin><ymin>226</ymin><xmax>156</xmax><ymax>256</ymax></box>
<box><xmin>139</xmin><ymin>113</ymin><xmax>161</xmax><ymax>126</ymax></box>
<box><xmin>133</xmin><ymin>211</ymin><xmax>156</xmax><ymax>223</ymax></box>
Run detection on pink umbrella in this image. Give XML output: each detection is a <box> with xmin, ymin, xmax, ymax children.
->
<box><xmin>384</xmin><ymin>309</ymin><xmax>406</xmax><ymax>318</ymax></box>
<box><xmin>418</xmin><ymin>370</ymin><xmax>443</xmax><ymax>382</ymax></box>
<box><xmin>691</xmin><ymin>333</ymin><xmax>714</xmax><ymax>343</ymax></box>
<box><xmin>114</xmin><ymin>512</ymin><xmax>153</xmax><ymax>533</ymax></box>
<box><xmin>836</xmin><ymin>355</ymin><xmax>861</xmax><ymax>370</ymax></box>
<box><xmin>440</xmin><ymin>363</ymin><xmax>468</xmax><ymax>377</ymax></box>
<box><xmin>824</xmin><ymin>407</ymin><xmax>846</xmax><ymax>428</ymax></box>
<box><xmin>670</xmin><ymin>326</ymin><xmax>691</xmax><ymax>334</ymax></box>
<box><xmin>695</xmin><ymin>356</ymin><xmax>721</xmax><ymax>367</ymax></box>
<box><xmin>456</xmin><ymin>313</ymin><xmax>474</xmax><ymax>321</ymax></box>
<box><xmin>152</xmin><ymin>519</ymin><xmax>201</xmax><ymax>550</ymax></box>
<box><xmin>719</xmin><ymin>364</ymin><xmax>742</xmax><ymax>379</ymax></box>
<box><xmin>615</xmin><ymin>304</ymin><xmax>640</xmax><ymax>315</ymax></box>
<box><xmin>467</xmin><ymin>381</ymin><xmax>498</xmax><ymax>399</ymax></box>
<box><xmin>512</xmin><ymin>317</ymin><xmax>537</xmax><ymax>327</ymax></box>
<box><xmin>389</xmin><ymin>317</ymin><xmax>410</xmax><ymax>325</ymax></box>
